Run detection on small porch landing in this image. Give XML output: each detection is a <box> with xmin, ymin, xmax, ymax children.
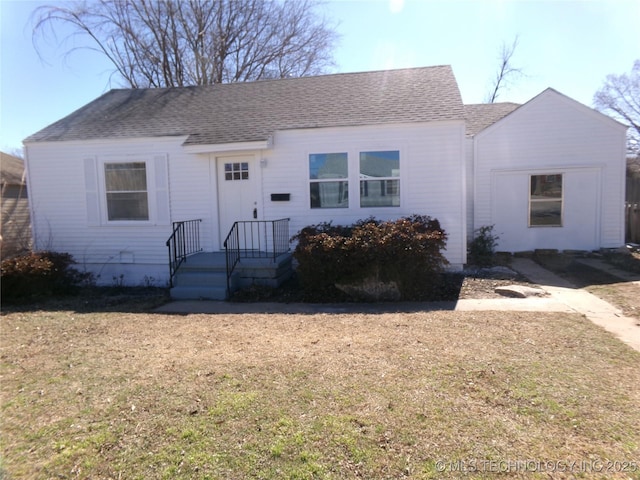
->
<box><xmin>169</xmin><ymin>252</ymin><xmax>293</xmax><ymax>301</ymax></box>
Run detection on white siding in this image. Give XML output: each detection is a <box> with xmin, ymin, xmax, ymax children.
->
<box><xmin>25</xmin><ymin>137</ymin><xmax>193</xmax><ymax>286</ymax></box>
<box><xmin>25</xmin><ymin>120</ymin><xmax>467</xmax><ymax>286</ymax></box>
<box><xmin>473</xmin><ymin>89</ymin><xmax>626</xmax><ymax>252</ymax></box>
<box><xmin>261</xmin><ymin>122</ymin><xmax>467</xmax><ymax>267</ymax></box>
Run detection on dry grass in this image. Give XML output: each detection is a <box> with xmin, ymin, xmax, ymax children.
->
<box><xmin>2</xmin><ymin>306</ymin><xmax>639</xmax><ymax>479</ymax></box>
<box><xmin>586</xmin><ymin>282</ymin><xmax>640</xmax><ymax>320</ymax></box>
<box><xmin>588</xmin><ymin>251</ymin><xmax>640</xmax><ymax>320</ymax></box>
<box><xmin>531</xmin><ymin>253</ymin><xmax>640</xmax><ymax>320</ymax></box>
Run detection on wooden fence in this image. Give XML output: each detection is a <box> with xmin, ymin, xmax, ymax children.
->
<box><xmin>627</xmin><ymin>203</ymin><xmax>640</xmax><ymax>243</ymax></box>
<box><xmin>627</xmin><ymin>158</ymin><xmax>640</xmax><ymax>244</ymax></box>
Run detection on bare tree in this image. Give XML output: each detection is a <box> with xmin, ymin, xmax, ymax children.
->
<box><xmin>485</xmin><ymin>36</ymin><xmax>524</xmax><ymax>103</ymax></box>
<box><xmin>32</xmin><ymin>0</ymin><xmax>338</xmax><ymax>88</ymax></box>
<box><xmin>6</xmin><ymin>148</ymin><xmax>24</xmax><ymax>159</ymax></box>
<box><xmin>594</xmin><ymin>60</ymin><xmax>640</xmax><ymax>154</ymax></box>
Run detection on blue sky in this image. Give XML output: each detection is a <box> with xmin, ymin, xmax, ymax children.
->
<box><xmin>1</xmin><ymin>0</ymin><xmax>639</xmax><ymax>154</ymax></box>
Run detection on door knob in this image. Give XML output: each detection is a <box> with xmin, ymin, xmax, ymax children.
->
<box><xmin>253</xmin><ymin>208</ymin><xmax>257</xmax><ymax>219</ymax></box>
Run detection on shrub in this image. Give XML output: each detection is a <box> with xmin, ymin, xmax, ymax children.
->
<box><xmin>468</xmin><ymin>225</ymin><xmax>499</xmax><ymax>267</ymax></box>
<box><xmin>292</xmin><ymin>215</ymin><xmax>448</xmax><ymax>300</ymax></box>
<box><xmin>1</xmin><ymin>251</ymin><xmax>92</xmax><ymax>301</ymax></box>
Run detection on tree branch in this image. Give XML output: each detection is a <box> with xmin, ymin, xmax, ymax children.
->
<box><xmin>485</xmin><ymin>35</ymin><xmax>524</xmax><ymax>103</ymax></box>
<box><xmin>32</xmin><ymin>0</ymin><xmax>338</xmax><ymax>88</ymax></box>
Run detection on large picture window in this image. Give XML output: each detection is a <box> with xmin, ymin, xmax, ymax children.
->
<box><xmin>360</xmin><ymin>150</ymin><xmax>400</xmax><ymax>207</ymax></box>
<box><xmin>529</xmin><ymin>174</ymin><xmax>562</xmax><ymax>227</ymax></box>
<box><xmin>105</xmin><ymin>162</ymin><xmax>149</xmax><ymax>221</ymax></box>
<box><xmin>309</xmin><ymin>153</ymin><xmax>348</xmax><ymax>208</ymax></box>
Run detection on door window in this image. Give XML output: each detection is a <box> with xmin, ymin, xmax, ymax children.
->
<box><xmin>225</xmin><ymin>162</ymin><xmax>249</xmax><ymax>181</ymax></box>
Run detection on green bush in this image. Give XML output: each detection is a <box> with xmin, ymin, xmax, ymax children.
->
<box><xmin>1</xmin><ymin>251</ymin><xmax>93</xmax><ymax>301</ymax></box>
<box><xmin>292</xmin><ymin>215</ymin><xmax>448</xmax><ymax>300</ymax></box>
<box><xmin>468</xmin><ymin>225</ymin><xmax>499</xmax><ymax>267</ymax></box>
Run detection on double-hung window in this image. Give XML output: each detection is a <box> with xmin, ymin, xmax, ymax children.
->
<box><xmin>359</xmin><ymin>150</ymin><xmax>400</xmax><ymax>207</ymax></box>
<box><xmin>529</xmin><ymin>174</ymin><xmax>562</xmax><ymax>227</ymax></box>
<box><xmin>104</xmin><ymin>162</ymin><xmax>149</xmax><ymax>221</ymax></box>
<box><xmin>309</xmin><ymin>153</ymin><xmax>349</xmax><ymax>208</ymax></box>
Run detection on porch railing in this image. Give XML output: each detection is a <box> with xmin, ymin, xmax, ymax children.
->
<box><xmin>223</xmin><ymin>218</ymin><xmax>290</xmax><ymax>295</ymax></box>
<box><xmin>166</xmin><ymin>219</ymin><xmax>202</xmax><ymax>287</ymax></box>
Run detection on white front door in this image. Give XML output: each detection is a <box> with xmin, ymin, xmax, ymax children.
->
<box><xmin>217</xmin><ymin>155</ymin><xmax>260</xmax><ymax>247</ymax></box>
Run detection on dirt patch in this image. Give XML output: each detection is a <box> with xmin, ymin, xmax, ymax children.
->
<box><xmin>458</xmin><ymin>275</ymin><xmax>536</xmax><ymax>299</ymax></box>
<box><xmin>231</xmin><ymin>271</ymin><xmax>535</xmax><ymax>303</ymax></box>
<box><xmin>604</xmin><ymin>250</ymin><xmax>640</xmax><ymax>274</ymax></box>
<box><xmin>0</xmin><ymin>286</ymin><xmax>171</xmax><ymax>313</ymax></box>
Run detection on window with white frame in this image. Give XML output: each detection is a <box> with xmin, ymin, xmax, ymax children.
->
<box><xmin>224</xmin><ymin>162</ymin><xmax>249</xmax><ymax>181</ymax></box>
<box><xmin>529</xmin><ymin>174</ymin><xmax>562</xmax><ymax>227</ymax></box>
<box><xmin>359</xmin><ymin>150</ymin><xmax>400</xmax><ymax>207</ymax></box>
<box><xmin>309</xmin><ymin>152</ymin><xmax>349</xmax><ymax>208</ymax></box>
<box><xmin>104</xmin><ymin>162</ymin><xmax>149</xmax><ymax>221</ymax></box>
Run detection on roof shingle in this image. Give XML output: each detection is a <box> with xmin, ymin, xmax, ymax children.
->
<box><xmin>464</xmin><ymin>102</ymin><xmax>520</xmax><ymax>136</ymax></box>
<box><xmin>25</xmin><ymin>66</ymin><xmax>464</xmax><ymax>145</ymax></box>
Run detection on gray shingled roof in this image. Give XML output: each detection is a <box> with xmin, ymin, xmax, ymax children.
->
<box><xmin>464</xmin><ymin>102</ymin><xmax>520</xmax><ymax>136</ymax></box>
<box><xmin>25</xmin><ymin>65</ymin><xmax>464</xmax><ymax>146</ymax></box>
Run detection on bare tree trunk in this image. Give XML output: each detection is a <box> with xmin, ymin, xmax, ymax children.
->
<box><xmin>485</xmin><ymin>36</ymin><xmax>524</xmax><ymax>103</ymax></box>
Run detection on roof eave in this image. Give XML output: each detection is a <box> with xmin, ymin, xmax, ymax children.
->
<box><xmin>183</xmin><ymin>137</ymin><xmax>273</xmax><ymax>154</ymax></box>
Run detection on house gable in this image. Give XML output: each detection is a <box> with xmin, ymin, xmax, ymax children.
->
<box><xmin>475</xmin><ymin>88</ymin><xmax>627</xmax><ymax>141</ymax></box>
<box><xmin>473</xmin><ymin>87</ymin><xmax>627</xmax><ymax>252</ymax></box>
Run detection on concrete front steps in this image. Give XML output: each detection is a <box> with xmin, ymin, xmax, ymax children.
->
<box><xmin>169</xmin><ymin>252</ymin><xmax>293</xmax><ymax>300</ymax></box>
<box><xmin>169</xmin><ymin>252</ymin><xmax>228</xmax><ymax>300</ymax></box>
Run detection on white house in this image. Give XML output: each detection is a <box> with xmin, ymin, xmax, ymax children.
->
<box><xmin>23</xmin><ymin>66</ymin><xmax>627</xmax><ymax>296</ymax></box>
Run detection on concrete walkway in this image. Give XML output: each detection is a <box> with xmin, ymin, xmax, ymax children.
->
<box><xmin>155</xmin><ymin>258</ymin><xmax>640</xmax><ymax>352</ymax></box>
<box><xmin>511</xmin><ymin>258</ymin><xmax>640</xmax><ymax>352</ymax></box>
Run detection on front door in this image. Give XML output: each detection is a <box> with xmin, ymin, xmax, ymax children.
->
<box><xmin>217</xmin><ymin>155</ymin><xmax>260</xmax><ymax>247</ymax></box>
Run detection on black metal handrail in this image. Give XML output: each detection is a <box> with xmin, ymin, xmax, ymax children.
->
<box><xmin>166</xmin><ymin>219</ymin><xmax>202</xmax><ymax>287</ymax></box>
<box><xmin>223</xmin><ymin>218</ymin><xmax>290</xmax><ymax>295</ymax></box>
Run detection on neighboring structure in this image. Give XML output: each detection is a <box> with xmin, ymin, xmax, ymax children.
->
<box><xmin>23</xmin><ymin>66</ymin><xmax>627</xmax><ymax>292</ymax></box>
<box><xmin>1</xmin><ymin>152</ymin><xmax>31</xmax><ymax>259</ymax></box>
